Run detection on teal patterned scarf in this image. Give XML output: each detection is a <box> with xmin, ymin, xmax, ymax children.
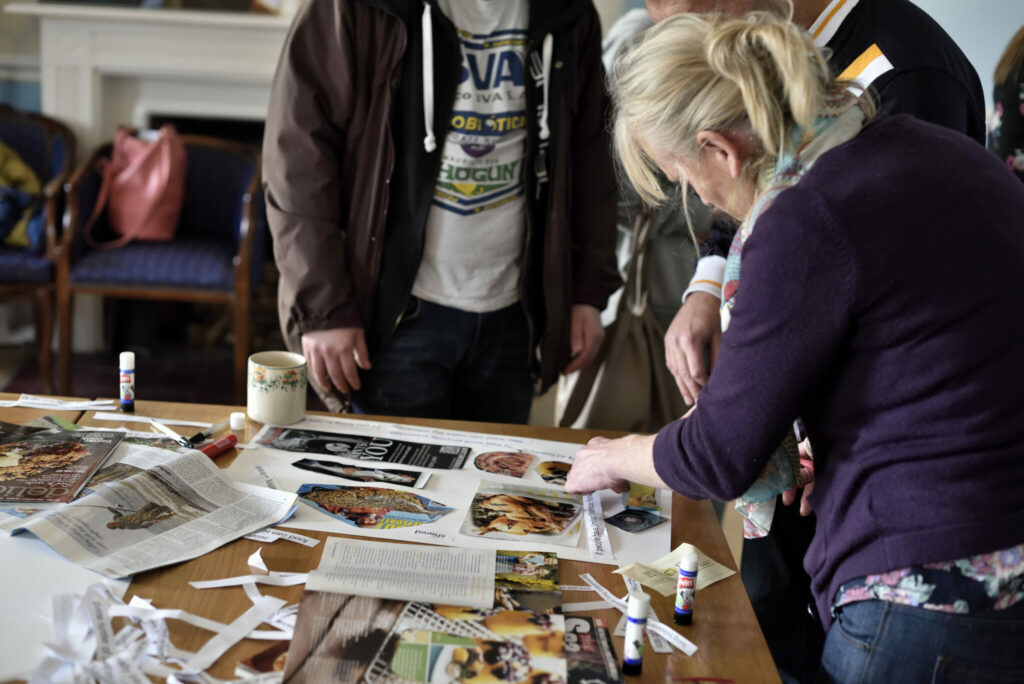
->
<box><xmin>724</xmin><ymin>89</ymin><xmax>870</xmax><ymax>538</ymax></box>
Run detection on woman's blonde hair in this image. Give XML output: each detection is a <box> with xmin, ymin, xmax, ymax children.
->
<box><xmin>611</xmin><ymin>11</ymin><xmax>836</xmax><ymax>207</ymax></box>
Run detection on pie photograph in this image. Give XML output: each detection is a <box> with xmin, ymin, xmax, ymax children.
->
<box><xmin>0</xmin><ymin>439</ymin><xmax>93</xmax><ymax>482</ymax></box>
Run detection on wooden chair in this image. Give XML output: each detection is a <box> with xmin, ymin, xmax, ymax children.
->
<box><xmin>0</xmin><ymin>105</ymin><xmax>75</xmax><ymax>393</ymax></box>
<box><xmin>57</xmin><ymin>134</ymin><xmax>264</xmax><ymax>403</ymax></box>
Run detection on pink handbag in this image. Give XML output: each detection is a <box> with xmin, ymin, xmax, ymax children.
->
<box><xmin>84</xmin><ymin>125</ymin><xmax>187</xmax><ymax>249</ymax></box>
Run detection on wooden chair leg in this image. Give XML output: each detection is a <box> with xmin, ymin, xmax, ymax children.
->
<box><xmin>57</xmin><ymin>286</ymin><xmax>73</xmax><ymax>396</ymax></box>
<box><xmin>233</xmin><ymin>295</ymin><xmax>249</xmax><ymax>406</ymax></box>
<box><xmin>32</xmin><ymin>287</ymin><xmax>54</xmax><ymax>394</ymax></box>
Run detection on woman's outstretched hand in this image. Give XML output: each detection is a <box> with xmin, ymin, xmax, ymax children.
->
<box><xmin>565</xmin><ymin>434</ymin><xmax>662</xmax><ymax>495</ymax></box>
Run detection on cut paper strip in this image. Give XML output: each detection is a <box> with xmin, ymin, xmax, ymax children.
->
<box><xmin>108</xmin><ymin>603</ymin><xmax>291</xmax><ymax>641</ymax></box>
<box><xmin>561</xmin><ymin>600</ymin><xmax>613</xmax><ymax>613</ymax></box>
<box><xmin>188</xmin><ymin>573</ymin><xmax>309</xmax><ymax>590</ymax></box>
<box><xmin>582</xmin><ymin>492</ymin><xmax>614</xmax><ymax>560</ymax></box>
<box><xmin>182</xmin><ymin>594</ymin><xmax>286</xmax><ymax>674</ymax></box>
<box><xmin>0</xmin><ymin>394</ymin><xmax>115</xmax><ymax>410</ymax></box>
<box><xmin>613</xmin><ymin>610</ymin><xmax>672</xmax><ymax>654</ymax></box>
<box><xmin>91</xmin><ymin>412</ymin><xmax>213</xmax><ymax>428</ymax></box>
<box><xmin>579</xmin><ymin>573</ymin><xmax>698</xmax><ymax>657</ymax></box>
<box><xmin>248</xmin><ymin>548</ymin><xmax>269</xmax><ymax>575</ymax></box>
<box><xmin>245</xmin><ymin>527</ymin><xmax>320</xmax><ymax>547</ymax></box>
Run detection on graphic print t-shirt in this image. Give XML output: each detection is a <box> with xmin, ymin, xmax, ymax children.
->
<box><xmin>412</xmin><ymin>0</ymin><xmax>528</xmax><ymax>313</ymax></box>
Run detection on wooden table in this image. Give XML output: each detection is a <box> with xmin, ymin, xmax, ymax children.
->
<box><xmin>54</xmin><ymin>400</ymin><xmax>776</xmax><ymax>682</ymax></box>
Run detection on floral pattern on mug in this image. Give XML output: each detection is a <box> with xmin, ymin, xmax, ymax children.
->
<box><xmin>249</xmin><ymin>365</ymin><xmax>307</xmax><ymax>395</ymax></box>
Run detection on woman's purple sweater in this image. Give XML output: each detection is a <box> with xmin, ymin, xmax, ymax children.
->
<box><xmin>653</xmin><ymin>114</ymin><xmax>1024</xmax><ymax>627</ymax></box>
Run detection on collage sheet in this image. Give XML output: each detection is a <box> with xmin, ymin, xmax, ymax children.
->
<box><xmin>224</xmin><ymin>414</ymin><xmax>674</xmax><ymax>564</ymax></box>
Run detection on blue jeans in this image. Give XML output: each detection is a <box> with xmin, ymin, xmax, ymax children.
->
<box><xmin>351</xmin><ymin>298</ymin><xmax>534</xmax><ymax>424</ymax></box>
<box><xmin>817</xmin><ymin>599</ymin><xmax>1024</xmax><ymax>683</ymax></box>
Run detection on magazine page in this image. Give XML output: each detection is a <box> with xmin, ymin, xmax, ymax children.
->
<box><xmin>0</xmin><ymin>426</ymin><xmax>124</xmax><ymax>504</ymax></box>
<box><xmin>307</xmin><ymin>537</ymin><xmax>496</xmax><ymax>610</ymax></box>
<box><xmin>8</xmin><ymin>445</ymin><xmax>296</xmax><ymax>578</ymax></box>
<box><xmin>223</xmin><ymin>416</ymin><xmax>673</xmax><ymax>565</ymax></box>
<box><xmin>256</xmin><ymin>426</ymin><xmax>471</xmax><ymax>470</ymax></box>
<box><xmin>286</xmin><ymin>548</ymin><xmax>566</xmax><ymax>683</ymax></box>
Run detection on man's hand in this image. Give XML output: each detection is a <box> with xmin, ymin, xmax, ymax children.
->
<box><xmin>301</xmin><ymin>327</ymin><xmax>371</xmax><ymax>395</ymax></box>
<box><xmin>665</xmin><ymin>292</ymin><xmax>722</xmax><ymax>405</ymax></box>
<box><xmin>562</xmin><ymin>304</ymin><xmax>605</xmax><ymax>375</ymax></box>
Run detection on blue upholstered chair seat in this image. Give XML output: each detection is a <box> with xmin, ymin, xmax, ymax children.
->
<box><xmin>0</xmin><ymin>246</ymin><xmax>53</xmax><ymax>284</ymax></box>
<box><xmin>69</xmin><ymin>236</ymin><xmax>236</xmax><ymax>290</ymax></box>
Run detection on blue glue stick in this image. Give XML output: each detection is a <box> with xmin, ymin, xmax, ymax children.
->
<box><xmin>119</xmin><ymin>351</ymin><xmax>135</xmax><ymax>413</ymax></box>
<box><xmin>674</xmin><ymin>543</ymin><xmax>698</xmax><ymax>625</ymax></box>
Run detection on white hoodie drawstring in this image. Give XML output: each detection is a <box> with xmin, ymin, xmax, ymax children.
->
<box><xmin>538</xmin><ymin>32</ymin><xmax>553</xmax><ymax>141</ymax></box>
<box><xmin>421</xmin><ymin>1</ymin><xmax>437</xmax><ymax>153</ymax></box>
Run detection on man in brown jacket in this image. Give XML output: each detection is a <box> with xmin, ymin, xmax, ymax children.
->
<box><xmin>263</xmin><ymin>0</ymin><xmax>619</xmax><ymax>422</ymax></box>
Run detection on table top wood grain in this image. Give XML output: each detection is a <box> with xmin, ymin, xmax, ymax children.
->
<box><xmin>63</xmin><ymin>400</ymin><xmax>779</xmax><ymax>683</ymax></box>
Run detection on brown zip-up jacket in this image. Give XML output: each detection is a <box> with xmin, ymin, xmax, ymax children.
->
<box><xmin>264</xmin><ymin>0</ymin><xmax>620</xmax><ymax>404</ymax></box>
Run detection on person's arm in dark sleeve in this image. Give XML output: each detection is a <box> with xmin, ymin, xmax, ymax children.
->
<box><xmin>567</xmin><ymin>8</ymin><xmax>621</xmax><ymax>311</ymax></box>
<box><xmin>263</xmin><ymin>0</ymin><xmax>361</xmax><ymax>334</ymax></box>
<box><xmin>653</xmin><ymin>188</ymin><xmax>859</xmax><ymax>500</ymax></box>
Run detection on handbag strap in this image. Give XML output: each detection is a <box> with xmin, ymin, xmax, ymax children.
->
<box><xmin>623</xmin><ymin>207</ymin><xmax>652</xmax><ymax>316</ymax></box>
<box><xmin>82</xmin><ymin>128</ymin><xmax>136</xmax><ymax>250</ymax></box>
<box><xmin>82</xmin><ymin>156</ymin><xmax>134</xmax><ymax>250</ymax></box>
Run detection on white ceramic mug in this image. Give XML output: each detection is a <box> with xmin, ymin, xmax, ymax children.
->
<box><xmin>246</xmin><ymin>351</ymin><xmax>307</xmax><ymax>425</ymax></box>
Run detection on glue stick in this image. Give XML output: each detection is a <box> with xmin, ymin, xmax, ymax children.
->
<box><xmin>622</xmin><ymin>592</ymin><xmax>650</xmax><ymax>676</ymax></box>
<box><xmin>119</xmin><ymin>351</ymin><xmax>135</xmax><ymax>413</ymax></box>
<box><xmin>674</xmin><ymin>543</ymin><xmax>698</xmax><ymax>625</ymax></box>
<box><xmin>200</xmin><ymin>433</ymin><xmax>238</xmax><ymax>458</ymax></box>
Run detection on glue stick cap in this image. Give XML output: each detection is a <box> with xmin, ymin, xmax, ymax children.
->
<box><xmin>627</xmin><ymin>592</ymin><xmax>651</xmax><ymax>619</ymax></box>
<box><xmin>119</xmin><ymin>351</ymin><xmax>135</xmax><ymax>370</ymax></box>
<box><xmin>680</xmin><ymin>543</ymin><xmax>698</xmax><ymax>570</ymax></box>
<box><xmin>229</xmin><ymin>412</ymin><xmax>246</xmax><ymax>431</ymax></box>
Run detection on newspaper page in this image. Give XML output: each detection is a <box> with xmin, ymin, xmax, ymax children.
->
<box><xmin>225</xmin><ymin>415</ymin><xmax>674</xmax><ymax>566</ymax></box>
<box><xmin>6</xmin><ymin>442</ymin><xmax>296</xmax><ymax>578</ymax></box>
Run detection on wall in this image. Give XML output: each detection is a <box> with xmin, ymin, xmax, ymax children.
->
<box><xmin>0</xmin><ymin>0</ymin><xmax>41</xmax><ymax>110</ymax></box>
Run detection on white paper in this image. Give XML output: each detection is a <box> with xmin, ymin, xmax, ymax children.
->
<box><xmin>0</xmin><ymin>532</ymin><xmax>130</xmax><ymax>681</ymax></box>
<box><xmin>614</xmin><ymin>542</ymin><xmax>735</xmax><ymax>596</ymax></box>
<box><xmin>308</xmin><ymin>536</ymin><xmax>496</xmax><ymax>609</ymax></box>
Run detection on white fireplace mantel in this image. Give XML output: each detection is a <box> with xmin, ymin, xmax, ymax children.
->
<box><xmin>5</xmin><ymin>2</ymin><xmax>292</xmax><ymax>156</ymax></box>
